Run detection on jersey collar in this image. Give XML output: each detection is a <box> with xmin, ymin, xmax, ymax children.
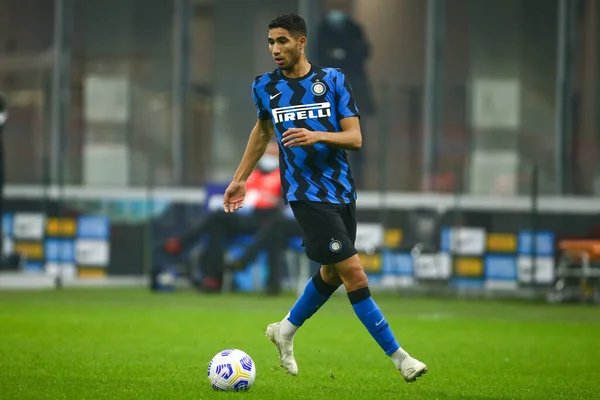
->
<box><xmin>277</xmin><ymin>63</ymin><xmax>316</xmax><ymax>82</ymax></box>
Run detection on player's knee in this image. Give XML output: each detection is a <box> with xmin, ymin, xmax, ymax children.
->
<box><xmin>320</xmin><ymin>265</ymin><xmax>342</xmax><ymax>287</ymax></box>
<box><xmin>335</xmin><ymin>256</ymin><xmax>368</xmax><ymax>292</ymax></box>
<box><xmin>344</xmin><ymin>269</ymin><xmax>368</xmax><ymax>292</ymax></box>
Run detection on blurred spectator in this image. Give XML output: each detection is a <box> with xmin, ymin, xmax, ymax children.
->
<box><xmin>223</xmin><ymin>202</ymin><xmax>302</xmax><ymax>296</ymax></box>
<box><xmin>316</xmin><ymin>0</ymin><xmax>374</xmax><ymax>115</ymax></box>
<box><xmin>163</xmin><ymin>142</ymin><xmax>297</xmax><ymax>294</ymax></box>
<box><xmin>316</xmin><ymin>0</ymin><xmax>375</xmax><ymax>188</ymax></box>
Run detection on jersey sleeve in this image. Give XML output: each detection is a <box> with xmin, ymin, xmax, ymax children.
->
<box><xmin>334</xmin><ymin>69</ymin><xmax>360</xmax><ymax>120</ymax></box>
<box><xmin>252</xmin><ymin>78</ymin><xmax>271</xmax><ymax>120</ymax></box>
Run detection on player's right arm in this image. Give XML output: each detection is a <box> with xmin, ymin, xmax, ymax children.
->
<box><xmin>224</xmin><ymin>77</ymin><xmax>275</xmax><ymax>213</ymax></box>
<box><xmin>232</xmin><ymin>118</ymin><xmax>275</xmax><ymax>183</ymax></box>
<box><xmin>223</xmin><ymin>118</ymin><xmax>275</xmax><ymax>213</ymax></box>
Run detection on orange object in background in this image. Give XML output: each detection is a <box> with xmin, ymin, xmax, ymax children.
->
<box><xmin>164</xmin><ymin>238</ymin><xmax>182</xmax><ymax>255</ymax></box>
<box><xmin>558</xmin><ymin>240</ymin><xmax>600</xmax><ymax>261</ymax></box>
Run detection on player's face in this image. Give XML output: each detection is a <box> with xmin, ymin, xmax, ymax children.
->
<box><xmin>268</xmin><ymin>28</ymin><xmax>305</xmax><ymax>70</ymax></box>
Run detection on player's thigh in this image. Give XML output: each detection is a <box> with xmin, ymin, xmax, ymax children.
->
<box><xmin>289</xmin><ymin>201</ymin><xmax>357</xmax><ymax>265</ymax></box>
<box><xmin>336</xmin><ymin>203</ymin><xmax>368</xmax><ymax>288</ymax></box>
<box><xmin>342</xmin><ymin>201</ymin><xmax>357</xmax><ymax>243</ymax></box>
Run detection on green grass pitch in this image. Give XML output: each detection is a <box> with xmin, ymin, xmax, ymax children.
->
<box><xmin>1</xmin><ymin>288</ymin><xmax>599</xmax><ymax>399</ymax></box>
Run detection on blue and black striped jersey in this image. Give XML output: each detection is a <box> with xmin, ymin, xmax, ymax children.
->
<box><xmin>252</xmin><ymin>64</ymin><xmax>359</xmax><ymax>204</ymax></box>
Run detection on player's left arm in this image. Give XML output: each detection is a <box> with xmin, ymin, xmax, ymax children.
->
<box><xmin>281</xmin><ymin>117</ymin><xmax>362</xmax><ymax>150</ymax></box>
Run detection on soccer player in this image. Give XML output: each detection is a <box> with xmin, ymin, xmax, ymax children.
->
<box><xmin>222</xmin><ymin>13</ymin><xmax>427</xmax><ymax>383</ymax></box>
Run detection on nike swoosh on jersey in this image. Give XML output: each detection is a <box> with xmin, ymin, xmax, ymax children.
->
<box><xmin>270</xmin><ymin>92</ymin><xmax>282</xmax><ymax>100</ymax></box>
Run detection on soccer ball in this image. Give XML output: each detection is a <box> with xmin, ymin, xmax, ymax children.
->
<box><xmin>207</xmin><ymin>349</ymin><xmax>256</xmax><ymax>392</ymax></box>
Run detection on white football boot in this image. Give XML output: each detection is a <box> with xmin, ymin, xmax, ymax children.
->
<box><xmin>399</xmin><ymin>355</ymin><xmax>428</xmax><ymax>382</ymax></box>
<box><xmin>265</xmin><ymin>322</ymin><xmax>298</xmax><ymax>376</ymax></box>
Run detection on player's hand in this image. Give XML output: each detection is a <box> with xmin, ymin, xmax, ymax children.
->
<box><xmin>223</xmin><ymin>181</ymin><xmax>246</xmax><ymax>213</ymax></box>
<box><xmin>282</xmin><ymin>128</ymin><xmax>323</xmax><ymax>148</ymax></box>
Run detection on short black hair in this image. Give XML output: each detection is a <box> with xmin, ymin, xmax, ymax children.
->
<box><xmin>268</xmin><ymin>13</ymin><xmax>307</xmax><ymax>37</ymax></box>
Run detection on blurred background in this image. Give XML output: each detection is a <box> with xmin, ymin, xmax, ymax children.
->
<box><xmin>0</xmin><ymin>0</ymin><xmax>599</xmax><ymax>302</ymax></box>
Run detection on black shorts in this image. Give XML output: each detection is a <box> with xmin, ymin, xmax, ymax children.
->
<box><xmin>289</xmin><ymin>200</ymin><xmax>357</xmax><ymax>265</ymax></box>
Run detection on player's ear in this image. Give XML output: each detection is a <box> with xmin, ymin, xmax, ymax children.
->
<box><xmin>298</xmin><ymin>35</ymin><xmax>307</xmax><ymax>50</ymax></box>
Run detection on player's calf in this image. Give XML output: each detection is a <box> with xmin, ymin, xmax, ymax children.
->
<box><xmin>335</xmin><ymin>260</ymin><xmax>427</xmax><ymax>383</ymax></box>
<box><xmin>286</xmin><ymin>270</ymin><xmax>340</xmax><ymax>328</ymax></box>
<box><xmin>266</xmin><ymin>271</ymin><xmax>340</xmax><ymax>375</ymax></box>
